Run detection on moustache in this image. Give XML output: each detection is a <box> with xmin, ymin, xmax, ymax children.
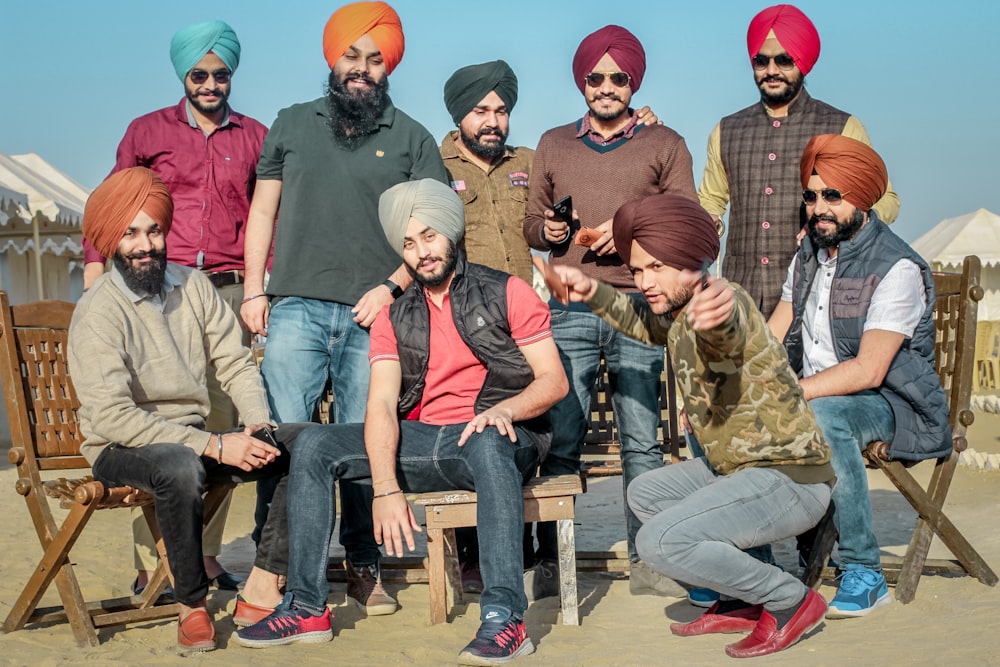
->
<box><xmin>760</xmin><ymin>75</ymin><xmax>789</xmax><ymax>85</ymax></box>
<box><xmin>343</xmin><ymin>72</ymin><xmax>377</xmax><ymax>85</ymax></box>
<box><xmin>125</xmin><ymin>250</ymin><xmax>166</xmax><ymax>260</ymax></box>
<box><xmin>476</xmin><ymin>127</ymin><xmax>505</xmax><ymax>139</ymax></box>
<box><xmin>593</xmin><ymin>93</ymin><xmax>623</xmax><ymax>102</ymax></box>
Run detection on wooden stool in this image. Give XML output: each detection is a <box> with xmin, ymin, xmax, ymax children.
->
<box><xmin>412</xmin><ymin>475</ymin><xmax>583</xmax><ymax>625</ymax></box>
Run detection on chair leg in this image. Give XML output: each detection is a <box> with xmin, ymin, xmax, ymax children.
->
<box><xmin>556</xmin><ymin>517</ymin><xmax>579</xmax><ymax>626</ymax></box>
<box><xmin>427</xmin><ymin>526</ymin><xmax>447</xmax><ymax>625</ymax></box>
<box><xmin>443</xmin><ymin>528</ymin><xmax>463</xmax><ymax>610</ymax></box>
<box><xmin>800</xmin><ymin>501</ymin><xmax>838</xmax><ymax>590</ymax></box>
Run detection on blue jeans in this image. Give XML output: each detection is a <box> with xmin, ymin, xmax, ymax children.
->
<box><xmin>537</xmin><ymin>304</ymin><xmax>664</xmax><ymax>562</ymax></box>
<box><xmin>627</xmin><ymin>459</ymin><xmax>831</xmax><ymax>610</ymax></box>
<box><xmin>810</xmin><ymin>392</ymin><xmax>894</xmax><ymax>569</ymax></box>
<box><xmin>257</xmin><ymin>296</ymin><xmax>373</xmax><ymax>553</ymax></box>
<box><xmin>286</xmin><ymin>421</ymin><xmax>541</xmax><ymax>618</ymax></box>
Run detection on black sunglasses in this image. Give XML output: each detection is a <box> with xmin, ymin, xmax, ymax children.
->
<box><xmin>584</xmin><ymin>71</ymin><xmax>631</xmax><ymax>88</ymax></box>
<box><xmin>802</xmin><ymin>188</ymin><xmax>850</xmax><ymax>206</ymax></box>
<box><xmin>189</xmin><ymin>68</ymin><xmax>231</xmax><ymax>85</ymax></box>
<box><xmin>751</xmin><ymin>53</ymin><xmax>796</xmax><ymax>71</ymax></box>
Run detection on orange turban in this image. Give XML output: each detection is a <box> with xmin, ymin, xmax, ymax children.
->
<box><xmin>613</xmin><ymin>194</ymin><xmax>719</xmax><ymax>271</ymax></box>
<box><xmin>800</xmin><ymin>134</ymin><xmax>888</xmax><ymax>212</ymax></box>
<box><xmin>323</xmin><ymin>1</ymin><xmax>404</xmax><ymax>74</ymax></box>
<box><xmin>83</xmin><ymin>167</ymin><xmax>173</xmax><ymax>258</ymax></box>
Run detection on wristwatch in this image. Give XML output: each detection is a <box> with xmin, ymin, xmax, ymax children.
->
<box><xmin>383</xmin><ymin>279</ymin><xmax>404</xmax><ymax>299</ymax></box>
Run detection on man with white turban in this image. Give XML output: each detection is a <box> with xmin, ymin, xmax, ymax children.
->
<box><xmin>81</xmin><ymin>18</ymin><xmax>267</xmax><ymax>602</ymax></box>
<box><xmin>238</xmin><ymin>179</ymin><xmax>567</xmax><ymax>665</ymax></box>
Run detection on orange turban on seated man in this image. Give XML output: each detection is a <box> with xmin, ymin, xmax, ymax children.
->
<box><xmin>82</xmin><ymin>167</ymin><xmax>173</xmax><ymax>259</ymax></box>
<box><xmin>800</xmin><ymin>134</ymin><xmax>888</xmax><ymax>212</ymax></box>
<box><xmin>323</xmin><ymin>1</ymin><xmax>404</xmax><ymax>74</ymax></box>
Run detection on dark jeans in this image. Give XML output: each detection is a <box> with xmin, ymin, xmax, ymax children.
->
<box><xmin>92</xmin><ymin>423</ymin><xmax>307</xmax><ymax>606</ymax></box>
<box><xmin>286</xmin><ymin>421</ymin><xmax>540</xmax><ymax>618</ymax></box>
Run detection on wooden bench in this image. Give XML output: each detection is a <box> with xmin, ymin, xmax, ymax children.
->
<box><xmin>411</xmin><ymin>474</ymin><xmax>583</xmax><ymax>625</ymax></box>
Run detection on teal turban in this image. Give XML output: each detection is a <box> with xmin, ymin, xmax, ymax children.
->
<box><xmin>379</xmin><ymin>179</ymin><xmax>465</xmax><ymax>257</ymax></box>
<box><xmin>443</xmin><ymin>60</ymin><xmax>518</xmax><ymax>126</ymax></box>
<box><xmin>170</xmin><ymin>20</ymin><xmax>241</xmax><ymax>81</ymax></box>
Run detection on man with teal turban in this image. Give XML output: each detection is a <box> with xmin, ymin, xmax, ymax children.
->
<box><xmin>81</xmin><ymin>18</ymin><xmax>269</xmax><ymax>605</ymax></box>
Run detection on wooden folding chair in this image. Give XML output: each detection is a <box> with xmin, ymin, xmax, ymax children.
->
<box><xmin>803</xmin><ymin>256</ymin><xmax>998</xmax><ymax>601</ymax></box>
<box><xmin>0</xmin><ymin>291</ymin><xmax>230</xmax><ymax>645</ymax></box>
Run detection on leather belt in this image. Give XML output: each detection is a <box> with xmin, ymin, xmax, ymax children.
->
<box><xmin>205</xmin><ymin>270</ymin><xmax>243</xmax><ymax>288</ymax></box>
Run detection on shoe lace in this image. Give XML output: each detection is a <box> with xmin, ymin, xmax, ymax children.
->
<box><xmin>476</xmin><ymin>620</ymin><xmax>521</xmax><ymax>648</ymax></box>
<box><xmin>836</xmin><ymin>568</ymin><xmax>878</xmax><ymax>595</ymax></box>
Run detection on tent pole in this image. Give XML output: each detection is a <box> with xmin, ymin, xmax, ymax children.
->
<box><xmin>31</xmin><ymin>213</ymin><xmax>45</xmax><ymax>300</ymax></box>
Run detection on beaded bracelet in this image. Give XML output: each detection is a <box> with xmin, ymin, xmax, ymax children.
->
<box><xmin>373</xmin><ymin>488</ymin><xmax>403</xmax><ymax>499</ymax></box>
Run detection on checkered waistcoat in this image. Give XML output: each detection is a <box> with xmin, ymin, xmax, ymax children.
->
<box><xmin>719</xmin><ymin>90</ymin><xmax>849</xmax><ymax>317</ymax></box>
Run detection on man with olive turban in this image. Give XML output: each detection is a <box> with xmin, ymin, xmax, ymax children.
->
<box><xmin>768</xmin><ymin>135</ymin><xmax>949</xmax><ymax>620</ymax></box>
<box><xmin>238</xmin><ymin>179</ymin><xmax>566</xmax><ymax>665</ymax></box>
<box><xmin>83</xmin><ymin>19</ymin><xmax>267</xmax><ymax>596</ymax></box>
<box><xmin>546</xmin><ymin>192</ymin><xmax>834</xmax><ymax>658</ymax></box>
<box><xmin>70</xmin><ymin>167</ymin><xmax>305</xmax><ymax>655</ymax></box>
<box><xmin>699</xmin><ymin>3</ymin><xmax>900</xmax><ymax>320</ymax></box>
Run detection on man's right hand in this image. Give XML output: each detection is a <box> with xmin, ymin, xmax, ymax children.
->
<box><xmin>372</xmin><ymin>492</ymin><xmax>422</xmax><ymax>557</ymax></box>
<box><xmin>542</xmin><ymin>208</ymin><xmax>572</xmax><ymax>245</ymax></box>
<box><xmin>240</xmin><ymin>297</ymin><xmax>269</xmax><ymax>336</ymax></box>
<box><xmin>212</xmin><ymin>429</ymin><xmax>281</xmax><ymax>471</ymax></box>
<box><xmin>550</xmin><ymin>265</ymin><xmax>598</xmax><ymax>304</ymax></box>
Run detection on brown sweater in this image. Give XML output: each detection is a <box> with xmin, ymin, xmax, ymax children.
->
<box><xmin>523</xmin><ymin>117</ymin><xmax>697</xmax><ymax>290</ymax></box>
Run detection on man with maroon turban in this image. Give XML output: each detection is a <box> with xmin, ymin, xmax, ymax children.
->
<box><xmin>768</xmin><ymin>135</ymin><xmax>950</xmax><ymax>619</ymax></box>
<box><xmin>546</xmin><ymin>192</ymin><xmax>834</xmax><ymax>658</ymax></box>
<box><xmin>69</xmin><ymin>168</ymin><xmax>306</xmax><ymax>655</ymax></box>
<box><xmin>522</xmin><ymin>24</ymin><xmax>697</xmax><ymax>599</ymax></box>
<box><xmin>239</xmin><ymin>1</ymin><xmax>446</xmax><ymax>617</ymax></box>
<box><xmin>699</xmin><ymin>4</ymin><xmax>900</xmax><ymax>319</ymax></box>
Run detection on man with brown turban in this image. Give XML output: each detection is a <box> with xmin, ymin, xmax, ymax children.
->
<box><xmin>546</xmin><ymin>192</ymin><xmax>834</xmax><ymax>658</ymax></box>
<box><xmin>768</xmin><ymin>135</ymin><xmax>950</xmax><ymax>619</ymax></box>
<box><xmin>522</xmin><ymin>23</ymin><xmax>697</xmax><ymax>598</ymax></box>
<box><xmin>70</xmin><ymin>167</ymin><xmax>306</xmax><ymax>655</ymax></box>
<box><xmin>239</xmin><ymin>1</ymin><xmax>446</xmax><ymax>615</ymax></box>
<box><xmin>699</xmin><ymin>4</ymin><xmax>900</xmax><ymax>319</ymax></box>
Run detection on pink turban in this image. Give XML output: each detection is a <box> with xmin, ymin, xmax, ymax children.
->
<box><xmin>747</xmin><ymin>4</ymin><xmax>820</xmax><ymax>76</ymax></box>
<box><xmin>323</xmin><ymin>1</ymin><xmax>405</xmax><ymax>75</ymax></box>
<box><xmin>613</xmin><ymin>194</ymin><xmax>719</xmax><ymax>271</ymax></box>
<box><xmin>800</xmin><ymin>135</ymin><xmax>888</xmax><ymax>212</ymax></box>
<box><xmin>83</xmin><ymin>168</ymin><xmax>173</xmax><ymax>258</ymax></box>
<box><xmin>572</xmin><ymin>25</ymin><xmax>646</xmax><ymax>94</ymax></box>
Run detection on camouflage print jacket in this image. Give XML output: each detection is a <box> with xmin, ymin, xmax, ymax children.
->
<box><xmin>587</xmin><ymin>281</ymin><xmax>834</xmax><ymax>485</ymax></box>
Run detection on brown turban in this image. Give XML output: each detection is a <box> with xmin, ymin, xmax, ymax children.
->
<box><xmin>323</xmin><ymin>1</ymin><xmax>404</xmax><ymax>75</ymax></box>
<box><xmin>83</xmin><ymin>167</ymin><xmax>173</xmax><ymax>258</ymax></box>
<box><xmin>572</xmin><ymin>25</ymin><xmax>646</xmax><ymax>94</ymax></box>
<box><xmin>800</xmin><ymin>134</ymin><xmax>888</xmax><ymax>212</ymax></box>
<box><xmin>612</xmin><ymin>194</ymin><xmax>719</xmax><ymax>271</ymax></box>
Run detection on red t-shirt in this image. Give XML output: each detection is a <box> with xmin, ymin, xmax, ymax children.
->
<box><xmin>369</xmin><ymin>276</ymin><xmax>552</xmax><ymax>425</ymax></box>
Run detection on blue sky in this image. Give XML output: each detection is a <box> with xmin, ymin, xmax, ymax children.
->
<box><xmin>2</xmin><ymin>0</ymin><xmax>997</xmax><ymax>243</ymax></box>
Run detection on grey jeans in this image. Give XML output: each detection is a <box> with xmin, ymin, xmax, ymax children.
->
<box><xmin>627</xmin><ymin>458</ymin><xmax>830</xmax><ymax>611</ymax></box>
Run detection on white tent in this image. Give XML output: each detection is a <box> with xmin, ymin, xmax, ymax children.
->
<box><xmin>912</xmin><ymin>208</ymin><xmax>1000</xmax><ymax>321</ymax></box>
<box><xmin>0</xmin><ymin>152</ymin><xmax>89</xmax><ymax>304</ymax></box>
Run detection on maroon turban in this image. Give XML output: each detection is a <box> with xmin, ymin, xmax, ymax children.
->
<box><xmin>613</xmin><ymin>194</ymin><xmax>720</xmax><ymax>271</ymax></box>
<box><xmin>83</xmin><ymin>167</ymin><xmax>173</xmax><ymax>258</ymax></box>
<box><xmin>800</xmin><ymin>135</ymin><xmax>888</xmax><ymax>212</ymax></box>
<box><xmin>747</xmin><ymin>4</ymin><xmax>820</xmax><ymax>76</ymax></box>
<box><xmin>572</xmin><ymin>25</ymin><xmax>646</xmax><ymax>94</ymax></box>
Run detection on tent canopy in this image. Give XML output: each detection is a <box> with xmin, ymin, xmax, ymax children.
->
<box><xmin>912</xmin><ymin>208</ymin><xmax>1000</xmax><ymax>269</ymax></box>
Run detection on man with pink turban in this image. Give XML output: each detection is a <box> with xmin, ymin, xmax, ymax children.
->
<box><xmin>239</xmin><ymin>1</ymin><xmax>446</xmax><ymax>619</ymax></box>
<box><xmin>523</xmin><ymin>23</ymin><xmax>698</xmax><ymax>600</ymax></box>
<box><xmin>71</xmin><ymin>167</ymin><xmax>307</xmax><ymax>655</ymax></box>
<box><xmin>545</xmin><ymin>193</ymin><xmax>835</xmax><ymax>658</ymax></box>
<box><xmin>698</xmin><ymin>4</ymin><xmax>900</xmax><ymax>320</ymax></box>
<box><xmin>768</xmin><ymin>135</ymin><xmax>949</xmax><ymax>619</ymax></box>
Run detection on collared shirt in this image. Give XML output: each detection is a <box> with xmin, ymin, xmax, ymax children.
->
<box><xmin>575</xmin><ymin>110</ymin><xmax>639</xmax><ymax>148</ymax></box>
<box><xmin>440</xmin><ymin>131</ymin><xmax>534</xmax><ymax>283</ymax></box>
<box><xmin>84</xmin><ymin>98</ymin><xmax>268</xmax><ymax>272</ymax></box>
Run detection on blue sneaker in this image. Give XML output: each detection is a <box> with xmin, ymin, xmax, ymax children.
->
<box><xmin>458</xmin><ymin>605</ymin><xmax>534</xmax><ymax>665</ymax></box>
<box><xmin>235</xmin><ymin>594</ymin><xmax>333</xmax><ymax>648</ymax></box>
<box><xmin>826</xmin><ymin>564</ymin><xmax>892</xmax><ymax>618</ymax></box>
<box><xmin>687</xmin><ymin>587</ymin><xmax>721</xmax><ymax>608</ymax></box>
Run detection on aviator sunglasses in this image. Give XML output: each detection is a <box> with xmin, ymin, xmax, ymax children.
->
<box><xmin>751</xmin><ymin>53</ymin><xmax>796</xmax><ymax>71</ymax></box>
<box><xmin>189</xmin><ymin>68</ymin><xmax>231</xmax><ymax>85</ymax></box>
<box><xmin>802</xmin><ymin>188</ymin><xmax>850</xmax><ymax>206</ymax></box>
<box><xmin>584</xmin><ymin>71</ymin><xmax>631</xmax><ymax>87</ymax></box>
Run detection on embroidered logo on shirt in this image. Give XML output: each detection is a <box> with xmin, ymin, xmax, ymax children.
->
<box><xmin>451</xmin><ymin>180</ymin><xmax>467</xmax><ymax>192</ymax></box>
<box><xmin>508</xmin><ymin>171</ymin><xmax>529</xmax><ymax>188</ymax></box>
<box><xmin>476</xmin><ymin>316</ymin><xmax>486</xmax><ymax>328</ymax></box>
<box><xmin>376</xmin><ymin>150</ymin><xmax>385</xmax><ymax>157</ymax></box>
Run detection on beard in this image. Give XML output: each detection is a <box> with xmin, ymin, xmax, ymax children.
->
<box><xmin>647</xmin><ymin>283</ymin><xmax>695</xmax><ymax>316</ymax></box>
<box><xmin>408</xmin><ymin>239</ymin><xmax>458</xmax><ymax>287</ymax></box>
<box><xmin>113</xmin><ymin>248</ymin><xmax>168</xmax><ymax>296</ymax></box>
<box><xmin>808</xmin><ymin>208</ymin><xmax>867</xmax><ymax>249</ymax></box>
<box><xmin>186</xmin><ymin>87</ymin><xmax>229</xmax><ymax>115</ymax></box>
<box><xmin>325</xmin><ymin>71</ymin><xmax>390</xmax><ymax>150</ymax></box>
<box><xmin>587</xmin><ymin>93</ymin><xmax>628</xmax><ymax>122</ymax></box>
<box><xmin>756</xmin><ymin>71</ymin><xmax>804</xmax><ymax>107</ymax></box>
<box><xmin>460</xmin><ymin>126</ymin><xmax>508</xmax><ymax>161</ymax></box>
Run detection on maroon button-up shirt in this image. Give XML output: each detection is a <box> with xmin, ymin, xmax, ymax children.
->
<box><xmin>84</xmin><ymin>98</ymin><xmax>267</xmax><ymax>272</ymax></box>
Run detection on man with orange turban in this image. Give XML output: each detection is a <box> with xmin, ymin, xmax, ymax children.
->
<box><xmin>70</xmin><ymin>167</ymin><xmax>307</xmax><ymax>655</ymax></box>
<box><xmin>522</xmin><ymin>24</ymin><xmax>697</xmax><ymax>600</ymax></box>
<box><xmin>544</xmin><ymin>193</ymin><xmax>835</xmax><ymax>658</ymax></box>
<box><xmin>768</xmin><ymin>135</ymin><xmax>950</xmax><ymax>619</ymax></box>
<box><xmin>698</xmin><ymin>4</ymin><xmax>900</xmax><ymax>320</ymax></box>
<box><xmin>240</xmin><ymin>0</ymin><xmax>446</xmax><ymax>619</ymax></box>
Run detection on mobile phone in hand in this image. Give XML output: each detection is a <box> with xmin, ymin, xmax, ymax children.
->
<box><xmin>551</xmin><ymin>195</ymin><xmax>573</xmax><ymax>223</ymax></box>
<box><xmin>251</xmin><ymin>426</ymin><xmax>277</xmax><ymax>448</ymax></box>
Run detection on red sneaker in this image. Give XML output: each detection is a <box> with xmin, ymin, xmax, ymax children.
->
<box><xmin>725</xmin><ymin>589</ymin><xmax>827</xmax><ymax>658</ymax></box>
<box><xmin>670</xmin><ymin>601</ymin><xmax>763</xmax><ymax>636</ymax></box>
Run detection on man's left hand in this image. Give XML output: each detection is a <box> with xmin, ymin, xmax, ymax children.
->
<box><xmin>682</xmin><ymin>270</ymin><xmax>735</xmax><ymax>331</ymax></box>
<box><xmin>587</xmin><ymin>218</ymin><xmax>617</xmax><ymax>256</ymax></box>
<box><xmin>635</xmin><ymin>105</ymin><xmax>661</xmax><ymax>126</ymax></box>
<box><xmin>458</xmin><ymin>405</ymin><xmax>517</xmax><ymax>447</ymax></box>
<box><xmin>352</xmin><ymin>284</ymin><xmax>394</xmax><ymax>327</ymax></box>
